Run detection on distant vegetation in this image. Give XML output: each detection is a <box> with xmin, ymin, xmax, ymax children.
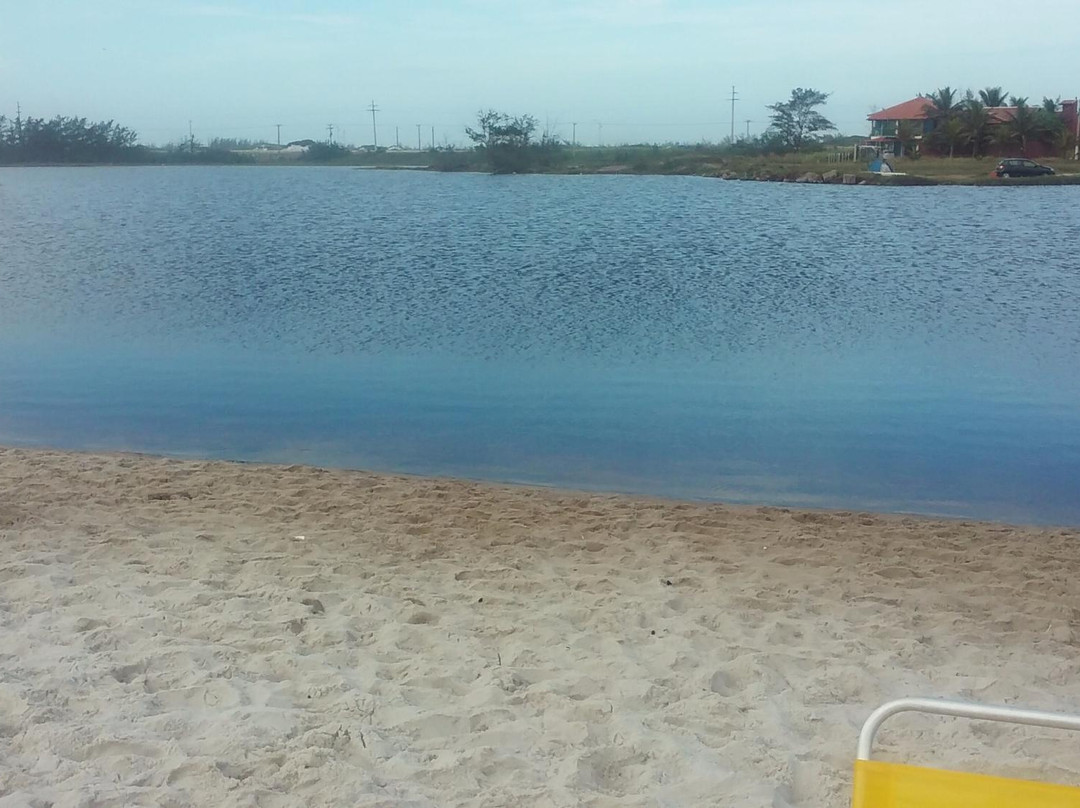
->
<box><xmin>445</xmin><ymin>93</ymin><xmax>841</xmax><ymax>174</ymax></box>
<box><xmin>464</xmin><ymin>110</ymin><xmax>563</xmax><ymax>173</ymax></box>
<box><xmin>299</xmin><ymin>142</ymin><xmax>351</xmax><ymax>162</ymax></box>
<box><xmin>207</xmin><ymin>136</ymin><xmax>273</xmax><ymax>151</ymax></box>
<box><xmin>0</xmin><ymin>112</ymin><xmax>253</xmax><ymax>165</ymax></box>
<box><xmin>0</xmin><ymin>114</ymin><xmax>140</xmax><ymax>163</ymax></box>
<box><xmin>152</xmin><ymin>146</ymin><xmax>254</xmax><ymax>165</ymax></box>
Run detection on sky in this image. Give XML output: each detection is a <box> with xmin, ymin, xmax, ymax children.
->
<box><xmin>3</xmin><ymin>0</ymin><xmax>1079</xmax><ymax>148</ymax></box>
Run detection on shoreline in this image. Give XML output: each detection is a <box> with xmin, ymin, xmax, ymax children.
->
<box><xmin>1</xmin><ymin>442</ymin><xmax>1072</xmax><ymax>530</ymax></box>
<box><xmin>5</xmin><ymin>160</ymin><xmax>1080</xmax><ymax>186</ymax></box>
<box><xmin>3</xmin><ymin>445</ymin><xmax>1079</xmax><ymax>805</ymax></box>
<box><xmin>0</xmin><ymin>443</ymin><xmax>1046</xmax><ymax>528</ymax></box>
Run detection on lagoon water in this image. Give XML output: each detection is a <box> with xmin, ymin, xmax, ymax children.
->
<box><xmin>1</xmin><ymin>166</ymin><xmax>1079</xmax><ymax>524</ymax></box>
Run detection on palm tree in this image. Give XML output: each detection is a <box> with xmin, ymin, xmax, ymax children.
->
<box><xmin>918</xmin><ymin>88</ymin><xmax>959</xmax><ymax>156</ymax></box>
<box><xmin>1008</xmin><ymin>96</ymin><xmax>1029</xmax><ymax>109</ymax></box>
<box><xmin>978</xmin><ymin>87</ymin><xmax>1008</xmax><ymax>107</ymax></box>
<box><xmin>896</xmin><ymin>120</ymin><xmax>921</xmax><ymax>157</ymax></box>
<box><xmin>937</xmin><ymin>117</ymin><xmax>967</xmax><ymax>158</ymax></box>
<box><xmin>924</xmin><ymin>87</ymin><xmax>960</xmax><ymax>122</ymax></box>
<box><xmin>1007</xmin><ymin>102</ymin><xmax>1042</xmax><ymax>155</ymax></box>
<box><xmin>959</xmin><ymin>99</ymin><xmax>991</xmax><ymax>157</ymax></box>
<box><xmin>1036</xmin><ymin>104</ymin><xmax>1065</xmax><ymax>143</ymax></box>
<box><xmin>989</xmin><ymin>123</ymin><xmax>1014</xmax><ymax>156</ymax></box>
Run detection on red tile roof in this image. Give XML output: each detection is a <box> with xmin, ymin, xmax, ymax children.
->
<box><xmin>987</xmin><ymin>106</ymin><xmax>1019</xmax><ymax>123</ymax></box>
<box><xmin>867</xmin><ymin>97</ymin><xmax>935</xmax><ymax>121</ymax></box>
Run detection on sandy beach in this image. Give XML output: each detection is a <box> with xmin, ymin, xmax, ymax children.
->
<box><xmin>1</xmin><ymin>446</ymin><xmax>1079</xmax><ymax>807</ymax></box>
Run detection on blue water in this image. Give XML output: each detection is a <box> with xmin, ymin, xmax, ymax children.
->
<box><xmin>1</xmin><ymin>166</ymin><xmax>1079</xmax><ymax>524</ymax></box>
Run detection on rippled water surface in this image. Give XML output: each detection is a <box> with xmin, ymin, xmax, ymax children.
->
<box><xmin>2</xmin><ymin>166</ymin><xmax>1079</xmax><ymax>523</ymax></box>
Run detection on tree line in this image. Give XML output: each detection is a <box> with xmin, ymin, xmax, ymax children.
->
<box><xmin>0</xmin><ymin>114</ymin><xmax>142</xmax><ymax>163</ymax></box>
<box><xmin>0</xmin><ymin>113</ymin><xmax>257</xmax><ymax>164</ymax></box>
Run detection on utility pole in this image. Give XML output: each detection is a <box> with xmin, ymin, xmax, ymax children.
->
<box><xmin>276</xmin><ymin>123</ymin><xmax>282</xmax><ymax>146</ymax></box>
<box><xmin>729</xmin><ymin>86</ymin><xmax>738</xmax><ymax>142</ymax></box>
<box><xmin>572</xmin><ymin>121</ymin><xmax>577</xmax><ymax>146</ymax></box>
<box><xmin>327</xmin><ymin>123</ymin><xmax>334</xmax><ymax>144</ymax></box>
<box><xmin>430</xmin><ymin>125</ymin><xmax>435</xmax><ymax>149</ymax></box>
<box><xmin>14</xmin><ymin>102</ymin><xmax>21</xmax><ymax>144</ymax></box>
<box><xmin>395</xmin><ymin>126</ymin><xmax>400</xmax><ymax>148</ymax></box>
<box><xmin>368</xmin><ymin>100</ymin><xmax>379</xmax><ymax>148</ymax></box>
<box><xmin>188</xmin><ymin>120</ymin><xmax>195</xmax><ymax>153</ymax></box>
<box><xmin>416</xmin><ymin>124</ymin><xmax>422</xmax><ymax>151</ymax></box>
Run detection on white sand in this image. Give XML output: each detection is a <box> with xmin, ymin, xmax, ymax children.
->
<box><xmin>1</xmin><ymin>446</ymin><xmax>1079</xmax><ymax>807</ymax></box>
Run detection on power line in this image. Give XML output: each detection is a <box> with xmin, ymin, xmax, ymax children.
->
<box><xmin>327</xmin><ymin>123</ymin><xmax>334</xmax><ymax>144</ymax></box>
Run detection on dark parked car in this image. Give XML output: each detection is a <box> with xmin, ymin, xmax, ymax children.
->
<box><xmin>995</xmin><ymin>158</ymin><xmax>1055</xmax><ymax>178</ymax></box>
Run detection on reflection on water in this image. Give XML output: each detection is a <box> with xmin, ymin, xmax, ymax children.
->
<box><xmin>1</xmin><ymin>167</ymin><xmax>1079</xmax><ymax>523</ymax></box>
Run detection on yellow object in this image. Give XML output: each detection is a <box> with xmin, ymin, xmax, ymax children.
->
<box><xmin>852</xmin><ymin>759</ymin><xmax>1080</xmax><ymax>807</ymax></box>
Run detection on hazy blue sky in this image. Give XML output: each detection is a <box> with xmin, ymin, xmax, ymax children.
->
<box><xmin>3</xmin><ymin>0</ymin><xmax>1078</xmax><ymax>147</ymax></box>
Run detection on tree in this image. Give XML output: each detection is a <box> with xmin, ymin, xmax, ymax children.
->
<box><xmin>465</xmin><ymin>110</ymin><xmax>507</xmax><ymax>151</ymax></box>
<box><xmin>896</xmin><ymin>120</ymin><xmax>921</xmax><ymax>157</ymax></box>
<box><xmin>959</xmin><ymin>99</ymin><xmax>991</xmax><ymax>157</ymax></box>
<box><xmin>978</xmin><ymin>86</ymin><xmax>1008</xmax><ymax>107</ymax></box>
<box><xmin>988</xmin><ymin>122</ymin><xmax>1015</xmax><ymax>155</ymax></box>
<box><xmin>1007</xmin><ymin>102</ymin><xmax>1042</xmax><ymax>155</ymax></box>
<box><xmin>765</xmin><ymin>88</ymin><xmax>835</xmax><ymax>152</ymax></box>
<box><xmin>466</xmin><ymin>109</ymin><xmax>542</xmax><ymax>173</ymax></box>
<box><xmin>920</xmin><ymin>88</ymin><xmax>962</xmax><ymax>155</ymax></box>
<box><xmin>936</xmin><ymin>117</ymin><xmax>967</xmax><ymax>158</ymax></box>
<box><xmin>923</xmin><ymin>87</ymin><xmax>960</xmax><ymax>122</ymax></box>
<box><xmin>1035</xmin><ymin>105</ymin><xmax>1065</xmax><ymax>147</ymax></box>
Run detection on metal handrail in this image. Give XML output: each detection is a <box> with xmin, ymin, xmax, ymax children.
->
<box><xmin>858</xmin><ymin>698</ymin><xmax>1080</xmax><ymax>761</ymax></box>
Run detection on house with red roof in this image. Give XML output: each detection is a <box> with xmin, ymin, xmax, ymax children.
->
<box><xmin>866</xmin><ymin>96</ymin><xmax>1078</xmax><ymax>158</ymax></box>
<box><xmin>867</xmin><ymin>97</ymin><xmax>936</xmax><ymax>155</ymax></box>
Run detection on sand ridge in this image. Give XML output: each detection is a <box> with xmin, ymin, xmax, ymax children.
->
<box><xmin>1</xmin><ymin>446</ymin><xmax>1079</xmax><ymax>807</ymax></box>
